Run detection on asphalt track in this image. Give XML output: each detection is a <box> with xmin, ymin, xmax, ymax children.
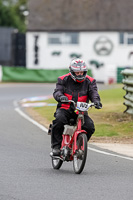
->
<box><xmin>0</xmin><ymin>83</ymin><xmax>133</xmax><ymax>200</ymax></box>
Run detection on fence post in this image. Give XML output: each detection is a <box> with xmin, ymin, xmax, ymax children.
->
<box><xmin>121</xmin><ymin>69</ymin><xmax>133</xmax><ymax>114</ymax></box>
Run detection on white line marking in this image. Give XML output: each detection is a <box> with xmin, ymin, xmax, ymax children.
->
<box><xmin>15</xmin><ymin>107</ymin><xmax>48</xmax><ymax>132</ymax></box>
<box><xmin>88</xmin><ymin>147</ymin><xmax>133</xmax><ymax>161</ymax></box>
<box><xmin>15</xmin><ymin>107</ymin><xmax>133</xmax><ymax>161</ymax></box>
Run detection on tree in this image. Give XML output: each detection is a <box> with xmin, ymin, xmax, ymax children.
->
<box><xmin>0</xmin><ymin>0</ymin><xmax>28</xmax><ymax>32</ymax></box>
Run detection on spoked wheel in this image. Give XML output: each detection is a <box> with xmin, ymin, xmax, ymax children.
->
<box><xmin>52</xmin><ymin>157</ymin><xmax>63</xmax><ymax>170</ymax></box>
<box><xmin>73</xmin><ymin>133</ymin><xmax>88</xmax><ymax>174</ymax></box>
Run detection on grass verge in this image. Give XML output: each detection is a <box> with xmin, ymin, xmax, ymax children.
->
<box><xmin>25</xmin><ymin>85</ymin><xmax>133</xmax><ymax>143</ymax></box>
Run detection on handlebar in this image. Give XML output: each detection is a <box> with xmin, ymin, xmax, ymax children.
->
<box><xmin>68</xmin><ymin>100</ymin><xmax>95</xmax><ymax>111</ymax></box>
<box><xmin>68</xmin><ymin>100</ymin><xmax>76</xmax><ymax>106</ymax></box>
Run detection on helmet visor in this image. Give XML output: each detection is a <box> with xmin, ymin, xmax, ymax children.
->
<box><xmin>71</xmin><ymin>63</ymin><xmax>87</xmax><ymax>72</ymax></box>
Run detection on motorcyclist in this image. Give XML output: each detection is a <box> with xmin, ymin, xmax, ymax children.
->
<box><xmin>51</xmin><ymin>59</ymin><xmax>102</xmax><ymax>156</ymax></box>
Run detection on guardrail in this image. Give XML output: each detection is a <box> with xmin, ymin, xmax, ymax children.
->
<box><xmin>121</xmin><ymin>69</ymin><xmax>133</xmax><ymax>114</ymax></box>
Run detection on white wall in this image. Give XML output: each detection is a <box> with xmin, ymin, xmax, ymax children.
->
<box><xmin>26</xmin><ymin>31</ymin><xmax>133</xmax><ymax>83</ymax></box>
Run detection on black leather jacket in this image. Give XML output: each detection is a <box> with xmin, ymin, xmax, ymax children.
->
<box><xmin>53</xmin><ymin>73</ymin><xmax>101</xmax><ymax>110</ymax></box>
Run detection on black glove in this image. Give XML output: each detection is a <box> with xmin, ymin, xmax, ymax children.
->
<box><xmin>94</xmin><ymin>101</ymin><xmax>102</xmax><ymax>109</ymax></box>
<box><xmin>60</xmin><ymin>95</ymin><xmax>68</xmax><ymax>103</ymax></box>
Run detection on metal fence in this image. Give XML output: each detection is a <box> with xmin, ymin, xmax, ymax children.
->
<box><xmin>121</xmin><ymin>69</ymin><xmax>133</xmax><ymax>114</ymax></box>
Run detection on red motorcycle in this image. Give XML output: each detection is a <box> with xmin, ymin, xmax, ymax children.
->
<box><xmin>50</xmin><ymin>100</ymin><xmax>95</xmax><ymax>174</ymax></box>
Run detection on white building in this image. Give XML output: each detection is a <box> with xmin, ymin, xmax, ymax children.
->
<box><xmin>26</xmin><ymin>0</ymin><xmax>133</xmax><ymax>83</ymax></box>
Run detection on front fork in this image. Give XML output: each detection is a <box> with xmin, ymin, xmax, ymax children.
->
<box><xmin>73</xmin><ymin>130</ymin><xmax>87</xmax><ymax>155</ymax></box>
<box><xmin>73</xmin><ymin>116</ymin><xmax>85</xmax><ymax>155</ymax></box>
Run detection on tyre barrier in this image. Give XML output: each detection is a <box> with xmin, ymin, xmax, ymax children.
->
<box><xmin>121</xmin><ymin>69</ymin><xmax>133</xmax><ymax>114</ymax></box>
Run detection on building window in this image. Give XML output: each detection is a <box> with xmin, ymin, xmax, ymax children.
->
<box><xmin>119</xmin><ymin>32</ymin><xmax>133</xmax><ymax>45</ymax></box>
<box><xmin>48</xmin><ymin>32</ymin><xmax>79</xmax><ymax>45</ymax></box>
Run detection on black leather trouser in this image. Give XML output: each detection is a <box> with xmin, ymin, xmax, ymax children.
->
<box><xmin>51</xmin><ymin>108</ymin><xmax>95</xmax><ymax>149</ymax></box>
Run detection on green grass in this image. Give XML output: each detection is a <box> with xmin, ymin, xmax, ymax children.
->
<box><xmin>32</xmin><ymin>85</ymin><xmax>133</xmax><ymax>139</ymax></box>
<box><xmin>94</xmin><ymin>124</ymin><xmax>118</xmax><ymax>137</ymax></box>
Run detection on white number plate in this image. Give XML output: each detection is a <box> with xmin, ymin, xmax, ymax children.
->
<box><xmin>76</xmin><ymin>102</ymin><xmax>89</xmax><ymax>111</ymax></box>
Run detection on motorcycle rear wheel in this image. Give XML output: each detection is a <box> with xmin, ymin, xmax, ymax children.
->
<box><xmin>73</xmin><ymin>133</ymin><xmax>87</xmax><ymax>174</ymax></box>
<box><xmin>52</xmin><ymin>157</ymin><xmax>63</xmax><ymax>170</ymax></box>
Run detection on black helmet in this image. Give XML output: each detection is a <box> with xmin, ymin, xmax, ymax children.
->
<box><xmin>69</xmin><ymin>59</ymin><xmax>87</xmax><ymax>82</ymax></box>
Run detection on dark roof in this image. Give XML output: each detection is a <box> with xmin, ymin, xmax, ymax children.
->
<box><xmin>27</xmin><ymin>0</ymin><xmax>133</xmax><ymax>31</ymax></box>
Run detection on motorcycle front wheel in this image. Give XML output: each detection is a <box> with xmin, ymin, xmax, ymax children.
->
<box><xmin>73</xmin><ymin>133</ymin><xmax>88</xmax><ymax>174</ymax></box>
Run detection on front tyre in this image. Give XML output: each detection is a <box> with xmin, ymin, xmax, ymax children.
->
<box><xmin>73</xmin><ymin>133</ymin><xmax>88</xmax><ymax>174</ymax></box>
<box><xmin>52</xmin><ymin>158</ymin><xmax>63</xmax><ymax>170</ymax></box>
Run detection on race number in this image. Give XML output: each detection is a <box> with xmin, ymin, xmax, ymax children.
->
<box><xmin>76</xmin><ymin>102</ymin><xmax>89</xmax><ymax>111</ymax></box>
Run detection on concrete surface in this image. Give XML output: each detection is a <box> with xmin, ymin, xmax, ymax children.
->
<box><xmin>91</xmin><ymin>143</ymin><xmax>133</xmax><ymax>158</ymax></box>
